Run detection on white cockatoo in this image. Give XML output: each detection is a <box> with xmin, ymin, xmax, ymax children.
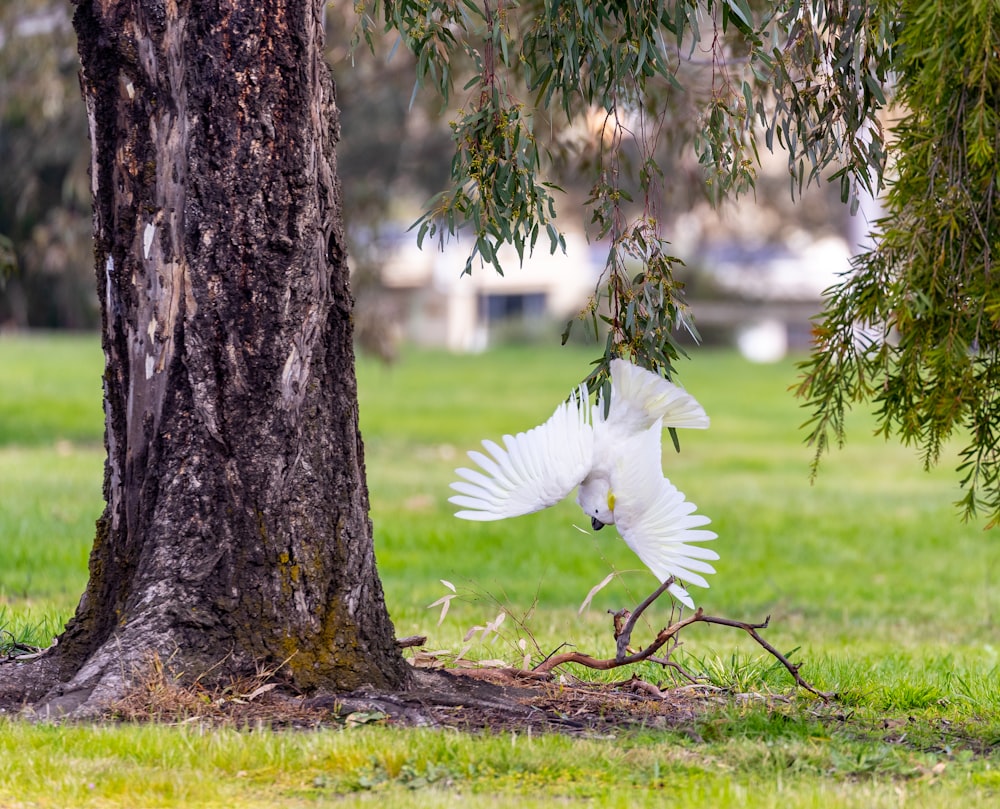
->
<box><xmin>448</xmin><ymin>358</ymin><xmax>719</xmax><ymax>608</ymax></box>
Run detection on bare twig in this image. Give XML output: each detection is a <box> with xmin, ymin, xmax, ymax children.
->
<box><xmin>694</xmin><ymin>614</ymin><xmax>832</xmax><ymax>698</ymax></box>
<box><xmin>536</xmin><ymin>642</ymin><xmax>574</xmax><ymax>669</ymax></box>
<box><xmin>0</xmin><ymin>629</ymin><xmax>45</xmax><ymax>661</ymax></box>
<box><xmin>614</xmin><ymin>577</ymin><xmax>676</xmax><ymax>659</ymax></box>
<box><xmin>534</xmin><ymin>610</ymin><xmax>703</xmax><ymax>673</ymax></box>
<box><xmin>647</xmin><ymin>657</ymin><xmax>701</xmax><ymax>685</ymax></box>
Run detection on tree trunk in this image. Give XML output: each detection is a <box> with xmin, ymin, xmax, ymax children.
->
<box><xmin>8</xmin><ymin>0</ymin><xmax>410</xmax><ymax>715</ymax></box>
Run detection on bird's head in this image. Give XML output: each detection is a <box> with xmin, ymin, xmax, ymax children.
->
<box><xmin>577</xmin><ymin>477</ymin><xmax>616</xmax><ymax>531</ymax></box>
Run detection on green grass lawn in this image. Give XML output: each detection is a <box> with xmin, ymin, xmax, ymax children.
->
<box><xmin>1</xmin><ymin>332</ymin><xmax>998</xmax><ymax>808</ymax></box>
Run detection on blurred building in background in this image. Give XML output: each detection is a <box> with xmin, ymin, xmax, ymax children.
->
<box><xmin>356</xmin><ymin>217</ymin><xmax>860</xmax><ymax>362</ymax></box>
<box><xmin>369</xmin><ymin>229</ymin><xmax>602</xmax><ymax>353</ymax></box>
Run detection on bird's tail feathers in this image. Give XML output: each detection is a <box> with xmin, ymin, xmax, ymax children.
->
<box><xmin>609</xmin><ymin>358</ymin><xmax>709</xmax><ymax>430</ymax></box>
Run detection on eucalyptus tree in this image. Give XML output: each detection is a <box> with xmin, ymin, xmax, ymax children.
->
<box><xmin>2</xmin><ymin>0</ymin><xmax>410</xmax><ymax>715</ymax></box>
<box><xmin>5</xmin><ymin>0</ymin><xmax>991</xmax><ymax>715</ymax></box>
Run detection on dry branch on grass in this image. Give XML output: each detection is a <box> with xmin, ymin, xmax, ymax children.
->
<box><xmin>0</xmin><ymin>630</ymin><xmax>44</xmax><ymax>661</ymax></box>
<box><xmin>530</xmin><ymin>578</ymin><xmax>835</xmax><ymax>700</ymax></box>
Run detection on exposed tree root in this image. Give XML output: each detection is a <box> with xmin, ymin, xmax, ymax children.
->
<box><xmin>0</xmin><ymin>646</ymin><xmax>150</xmax><ymax>720</ymax></box>
<box><xmin>1</xmin><ymin>621</ymin><xmax>299</xmax><ymax>720</ymax></box>
<box><xmin>0</xmin><ymin>654</ymin><xmax>63</xmax><ymax>713</ymax></box>
<box><xmin>2</xmin><ymin>654</ymin><xmax>731</xmax><ymax>735</ymax></box>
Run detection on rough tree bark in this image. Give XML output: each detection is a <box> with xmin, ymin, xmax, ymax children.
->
<box><xmin>1</xmin><ymin>0</ymin><xmax>410</xmax><ymax>715</ymax></box>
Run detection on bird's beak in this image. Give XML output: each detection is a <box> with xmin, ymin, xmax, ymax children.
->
<box><xmin>591</xmin><ymin>516</ymin><xmax>606</xmax><ymax>531</ymax></box>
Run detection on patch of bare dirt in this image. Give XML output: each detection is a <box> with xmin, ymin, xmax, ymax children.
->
<box><xmin>96</xmin><ymin>663</ymin><xmax>742</xmax><ymax>735</ymax></box>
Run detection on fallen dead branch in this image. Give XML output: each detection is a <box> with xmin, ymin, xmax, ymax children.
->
<box><xmin>532</xmin><ymin>578</ymin><xmax>835</xmax><ymax>700</ymax></box>
<box><xmin>0</xmin><ymin>630</ymin><xmax>44</xmax><ymax>662</ymax></box>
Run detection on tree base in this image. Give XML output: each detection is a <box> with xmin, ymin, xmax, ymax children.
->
<box><xmin>0</xmin><ymin>641</ymin><xmax>166</xmax><ymax>720</ymax></box>
<box><xmin>0</xmin><ymin>655</ymin><xmax>765</xmax><ymax>735</ymax></box>
<box><xmin>1</xmin><ymin>618</ymin><xmax>411</xmax><ymax>720</ymax></box>
<box><xmin>2</xmin><ymin>582</ymin><xmax>830</xmax><ymax>726</ymax></box>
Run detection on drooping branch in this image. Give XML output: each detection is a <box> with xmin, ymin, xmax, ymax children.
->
<box><xmin>362</xmin><ymin>0</ymin><xmax>895</xmax><ymax>390</ymax></box>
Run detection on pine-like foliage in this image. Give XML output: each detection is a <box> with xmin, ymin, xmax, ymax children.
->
<box><xmin>798</xmin><ymin>0</ymin><xmax>1000</xmax><ymax>525</ymax></box>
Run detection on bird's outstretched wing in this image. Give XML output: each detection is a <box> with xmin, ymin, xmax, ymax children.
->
<box><xmin>449</xmin><ymin>386</ymin><xmax>594</xmax><ymax>520</ymax></box>
<box><xmin>606</xmin><ymin>358</ymin><xmax>710</xmax><ymax>432</ymax></box>
<box><xmin>610</xmin><ymin>429</ymin><xmax>718</xmax><ymax>608</ymax></box>
<box><xmin>615</xmin><ymin>476</ymin><xmax>718</xmax><ymax>606</ymax></box>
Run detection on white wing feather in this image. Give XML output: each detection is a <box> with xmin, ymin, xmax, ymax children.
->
<box><xmin>607</xmin><ymin>358</ymin><xmax>709</xmax><ymax>432</ymax></box>
<box><xmin>449</xmin><ymin>386</ymin><xmax>594</xmax><ymax>520</ymax></box>
<box><xmin>609</xmin><ymin>425</ymin><xmax>718</xmax><ymax>607</ymax></box>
